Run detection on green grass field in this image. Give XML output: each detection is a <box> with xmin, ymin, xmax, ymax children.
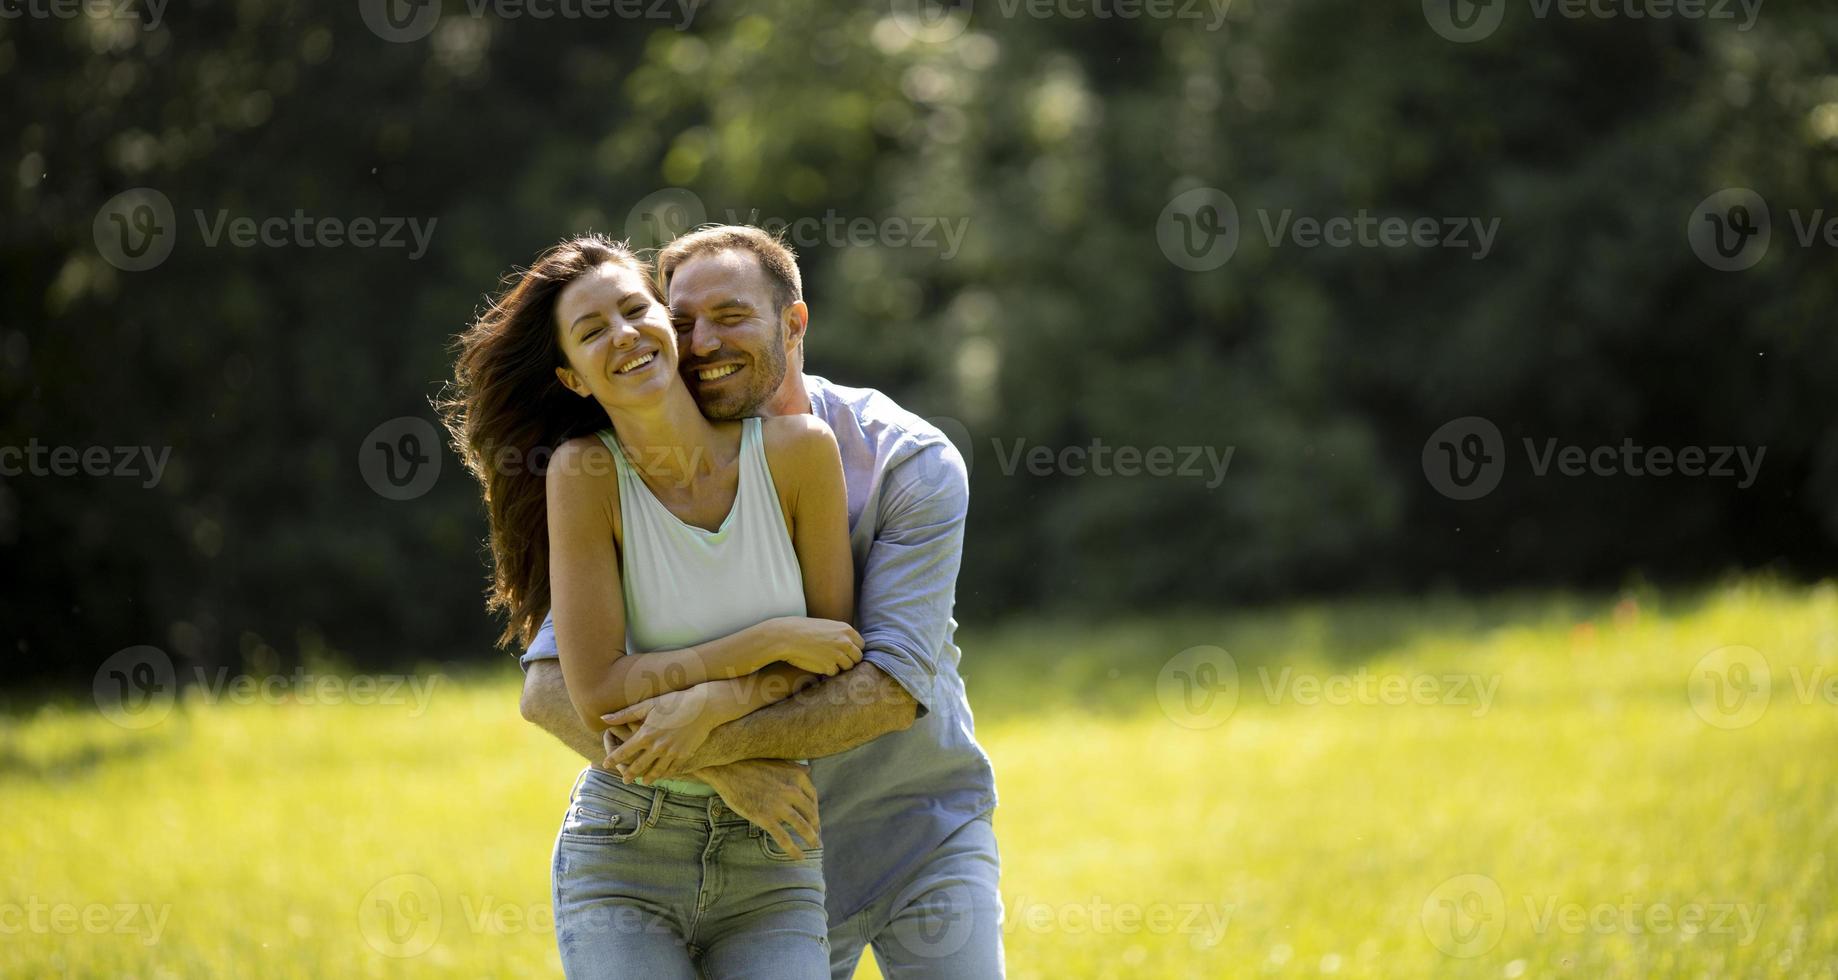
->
<box><xmin>5</xmin><ymin>579</ymin><xmax>1837</xmax><ymax>978</ymax></box>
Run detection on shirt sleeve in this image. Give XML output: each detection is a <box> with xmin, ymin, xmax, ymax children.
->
<box><xmin>854</xmin><ymin>437</ymin><xmax>970</xmax><ymax>718</ymax></box>
<box><xmin>520</xmin><ymin>610</ymin><xmax>559</xmax><ymax>671</ymax></box>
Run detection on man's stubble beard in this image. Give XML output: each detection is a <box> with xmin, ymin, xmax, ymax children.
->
<box><xmin>696</xmin><ymin>324</ymin><xmax>789</xmax><ymax>420</ymax></box>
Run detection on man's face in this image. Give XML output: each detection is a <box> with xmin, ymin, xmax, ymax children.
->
<box><xmin>667</xmin><ymin>249</ymin><xmax>793</xmax><ymax>420</ymax></box>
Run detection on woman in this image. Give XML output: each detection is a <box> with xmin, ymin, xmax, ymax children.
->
<box><xmin>442</xmin><ymin>234</ymin><xmax>858</xmax><ymax>978</ymax></box>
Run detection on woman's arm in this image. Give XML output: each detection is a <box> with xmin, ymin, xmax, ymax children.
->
<box><xmin>604</xmin><ymin>416</ymin><xmax>859</xmax><ymax>780</ymax></box>
<box><xmin>548</xmin><ymin>437</ymin><xmax>791</xmax><ymax>730</ymax></box>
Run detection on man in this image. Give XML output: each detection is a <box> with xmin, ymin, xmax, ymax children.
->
<box><xmin>519</xmin><ymin>225</ymin><xmax>1003</xmax><ymax>978</ymax></box>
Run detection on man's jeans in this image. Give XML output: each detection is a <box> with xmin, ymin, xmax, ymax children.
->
<box><xmin>827</xmin><ymin>812</ymin><xmax>1005</xmax><ymax>980</ymax></box>
<box><xmin>551</xmin><ymin>768</ymin><xmax>830</xmax><ymax>979</ymax></box>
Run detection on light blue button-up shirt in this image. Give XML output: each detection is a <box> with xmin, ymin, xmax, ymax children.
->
<box><xmin>523</xmin><ymin>374</ymin><xmax>998</xmax><ymax>922</ymax></box>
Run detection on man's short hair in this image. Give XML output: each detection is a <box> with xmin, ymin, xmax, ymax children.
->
<box><xmin>656</xmin><ymin>225</ymin><xmax>803</xmax><ymax>312</ymax></box>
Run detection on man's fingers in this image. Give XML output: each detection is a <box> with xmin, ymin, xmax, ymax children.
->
<box><xmin>765</xmin><ymin>820</ymin><xmax>804</xmax><ymax>861</ymax></box>
<box><xmin>783</xmin><ymin>809</ymin><xmax>820</xmax><ymax>851</ymax></box>
<box><xmin>625</xmin><ymin>742</ymin><xmax>665</xmax><ymax>782</ymax></box>
<box><xmin>792</xmin><ymin>792</ymin><xmax>820</xmax><ymax>835</ymax></box>
<box><xmin>607</xmin><ymin>735</ymin><xmax>648</xmax><ymax>771</ymax></box>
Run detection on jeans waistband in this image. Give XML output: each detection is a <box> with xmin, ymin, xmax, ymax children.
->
<box><xmin>573</xmin><ymin>766</ymin><xmax>748</xmax><ymax>826</ymax></box>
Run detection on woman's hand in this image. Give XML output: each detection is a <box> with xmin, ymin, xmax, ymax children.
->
<box><xmin>762</xmin><ymin>616</ymin><xmax>864</xmax><ymax>676</ymax></box>
<box><xmin>601</xmin><ymin>685</ymin><xmax>719</xmax><ymax>783</ymax></box>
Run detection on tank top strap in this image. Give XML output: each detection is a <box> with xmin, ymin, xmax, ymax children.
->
<box><xmin>736</xmin><ymin>417</ymin><xmax>787</xmax><ymax>530</ymax></box>
<box><xmin>595</xmin><ymin>429</ymin><xmax>640</xmax><ymax>501</ymax></box>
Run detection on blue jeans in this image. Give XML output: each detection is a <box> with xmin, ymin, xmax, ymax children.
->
<box><xmin>552</xmin><ymin>767</ymin><xmax>830</xmax><ymax>979</ymax></box>
<box><xmin>826</xmin><ymin>812</ymin><xmax>1005</xmax><ymax>979</ymax></box>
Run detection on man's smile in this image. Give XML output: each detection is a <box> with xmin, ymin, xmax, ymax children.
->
<box><xmin>691</xmin><ymin>362</ymin><xmax>743</xmax><ymax>383</ymax></box>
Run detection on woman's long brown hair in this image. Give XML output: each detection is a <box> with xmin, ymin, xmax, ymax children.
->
<box><xmin>439</xmin><ymin>234</ymin><xmax>655</xmax><ymax>650</ymax></box>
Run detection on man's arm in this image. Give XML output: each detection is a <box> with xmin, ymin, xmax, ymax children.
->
<box><xmin>521</xmin><ymin>659</ymin><xmax>601</xmax><ymax>761</ymax></box>
<box><xmin>672</xmin><ymin>661</ymin><xmax>917</xmax><ymax>770</ymax></box>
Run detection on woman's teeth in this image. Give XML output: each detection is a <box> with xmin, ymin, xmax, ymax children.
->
<box><xmin>697</xmin><ymin>364</ymin><xmax>741</xmax><ymax>382</ymax></box>
<box><xmin>615</xmin><ymin>352</ymin><xmax>656</xmax><ymax>375</ymax></box>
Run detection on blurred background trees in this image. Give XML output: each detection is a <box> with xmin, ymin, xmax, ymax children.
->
<box><xmin>5</xmin><ymin>0</ymin><xmax>1836</xmax><ymax>685</ymax></box>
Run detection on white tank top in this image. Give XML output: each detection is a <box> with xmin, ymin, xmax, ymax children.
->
<box><xmin>605</xmin><ymin>417</ymin><xmax>806</xmax><ymax>656</ymax></box>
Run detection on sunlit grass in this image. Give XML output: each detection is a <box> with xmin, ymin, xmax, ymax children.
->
<box><xmin>4</xmin><ymin>579</ymin><xmax>1836</xmax><ymax>977</ymax></box>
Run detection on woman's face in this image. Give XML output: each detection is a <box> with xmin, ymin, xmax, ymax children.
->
<box><xmin>553</xmin><ymin>262</ymin><xmax>677</xmax><ymax>409</ymax></box>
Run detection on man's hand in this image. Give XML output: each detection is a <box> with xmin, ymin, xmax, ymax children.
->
<box><xmin>694</xmin><ymin>759</ymin><xmax>822</xmax><ymax>860</ymax></box>
<box><xmin>600</xmin><ymin>685</ymin><xmax>720</xmax><ymax>783</ymax></box>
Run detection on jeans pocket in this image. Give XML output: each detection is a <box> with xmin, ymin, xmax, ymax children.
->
<box><xmin>559</xmin><ymin>797</ymin><xmax>648</xmax><ymax>844</ymax></box>
<box><xmin>756</xmin><ymin>826</ymin><xmax>823</xmax><ymax>863</ymax></box>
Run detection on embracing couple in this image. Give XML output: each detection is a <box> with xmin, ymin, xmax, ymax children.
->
<box><xmin>443</xmin><ymin>226</ymin><xmax>1001</xmax><ymax>978</ymax></box>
